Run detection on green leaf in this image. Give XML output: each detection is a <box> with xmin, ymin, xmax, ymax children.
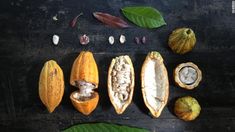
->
<box><xmin>121</xmin><ymin>6</ymin><xmax>166</xmax><ymax>29</ymax></box>
<box><xmin>62</xmin><ymin>123</ymin><xmax>149</xmax><ymax>132</ymax></box>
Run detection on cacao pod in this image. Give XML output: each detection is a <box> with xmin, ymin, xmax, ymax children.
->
<box><xmin>70</xmin><ymin>51</ymin><xmax>99</xmax><ymax>115</ymax></box>
<box><xmin>107</xmin><ymin>55</ymin><xmax>135</xmax><ymax>114</ymax></box>
<box><xmin>141</xmin><ymin>51</ymin><xmax>169</xmax><ymax>118</ymax></box>
<box><xmin>39</xmin><ymin>60</ymin><xmax>64</xmax><ymax>113</ymax></box>
<box><xmin>168</xmin><ymin>28</ymin><xmax>196</xmax><ymax>54</ymax></box>
<box><xmin>174</xmin><ymin>62</ymin><xmax>202</xmax><ymax>90</ymax></box>
<box><xmin>70</xmin><ymin>51</ymin><xmax>99</xmax><ymax>87</ymax></box>
<box><xmin>174</xmin><ymin>96</ymin><xmax>201</xmax><ymax>121</ymax></box>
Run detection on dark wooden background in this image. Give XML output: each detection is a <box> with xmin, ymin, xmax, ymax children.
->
<box><xmin>0</xmin><ymin>0</ymin><xmax>235</xmax><ymax>131</ymax></box>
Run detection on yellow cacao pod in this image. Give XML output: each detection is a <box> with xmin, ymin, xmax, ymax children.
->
<box><xmin>70</xmin><ymin>51</ymin><xmax>99</xmax><ymax>88</ymax></box>
<box><xmin>70</xmin><ymin>91</ymin><xmax>99</xmax><ymax>115</ymax></box>
<box><xmin>39</xmin><ymin>60</ymin><xmax>64</xmax><ymax>113</ymax></box>
<box><xmin>174</xmin><ymin>96</ymin><xmax>201</xmax><ymax>121</ymax></box>
<box><xmin>168</xmin><ymin>28</ymin><xmax>196</xmax><ymax>54</ymax></box>
<box><xmin>70</xmin><ymin>51</ymin><xmax>99</xmax><ymax>115</ymax></box>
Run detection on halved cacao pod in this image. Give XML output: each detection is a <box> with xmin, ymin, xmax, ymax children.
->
<box><xmin>70</xmin><ymin>51</ymin><xmax>99</xmax><ymax>115</ymax></box>
<box><xmin>70</xmin><ymin>91</ymin><xmax>99</xmax><ymax>115</ymax></box>
<box><xmin>70</xmin><ymin>51</ymin><xmax>99</xmax><ymax>88</ymax></box>
<box><xmin>141</xmin><ymin>51</ymin><xmax>169</xmax><ymax>118</ymax></box>
<box><xmin>174</xmin><ymin>62</ymin><xmax>202</xmax><ymax>90</ymax></box>
<box><xmin>108</xmin><ymin>55</ymin><xmax>135</xmax><ymax>114</ymax></box>
<box><xmin>39</xmin><ymin>60</ymin><xmax>64</xmax><ymax>113</ymax></box>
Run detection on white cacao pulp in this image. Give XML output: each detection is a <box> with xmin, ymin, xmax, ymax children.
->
<box><xmin>108</xmin><ymin>55</ymin><xmax>134</xmax><ymax>114</ymax></box>
<box><xmin>141</xmin><ymin>51</ymin><xmax>169</xmax><ymax>118</ymax></box>
<box><xmin>112</xmin><ymin>56</ymin><xmax>131</xmax><ymax>103</ymax></box>
<box><xmin>119</xmin><ymin>34</ymin><xmax>126</xmax><ymax>44</ymax></box>
<box><xmin>108</xmin><ymin>36</ymin><xmax>115</xmax><ymax>45</ymax></box>
<box><xmin>179</xmin><ymin>66</ymin><xmax>197</xmax><ymax>85</ymax></box>
<box><xmin>52</xmin><ymin>34</ymin><xmax>59</xmax><ymax>45</ymax></box>
<box><xmin>73</xmin><ymin>81</ymin><xmax>95</xmax><ymax>101</ymax></box>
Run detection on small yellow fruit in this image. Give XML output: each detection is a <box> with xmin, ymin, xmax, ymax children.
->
<box><xmin>168</xmin><ymin>28</ymin><xmax>196</xmax><ymax>54</ymax></box>
<box><xmin>174</xmin><ymin>96</ymin><xmax>201</xmax><ymax>121</ymax></box>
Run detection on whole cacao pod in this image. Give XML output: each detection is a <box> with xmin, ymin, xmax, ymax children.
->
<box><xmin>174</xmin><ymin>96</ymin><xmax>201</xmax><ymax>121</ymax></box>
<box><xmin>39</xmin><ymin>60</ymin><xmax>64</xmax><ymax>113</ymax></box>
<box><xmin>168</xmin><ymin>28</ymin><xmax>196</xmax><ymax>54</ymax></box>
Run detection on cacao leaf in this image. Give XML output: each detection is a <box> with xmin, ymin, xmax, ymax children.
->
<box><xmin>63</xmin><ymin>123</ymin><xmax>149</xmax><ymax>132</ymax></box>
<box><xmin>93</xmin><ymin>12</ymin><xmax>129</xmax><ymax>28</ymax></box>
<box><xmin>121</xmin><ymin>6</ymin><xmax>166</xmax><ymax>29</ymax></box>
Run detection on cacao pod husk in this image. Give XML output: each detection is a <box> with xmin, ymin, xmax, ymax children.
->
<box><xmin>141</xmin><ymin>51</ymin><xmax>169</xmax><ymax>118</ymax></box>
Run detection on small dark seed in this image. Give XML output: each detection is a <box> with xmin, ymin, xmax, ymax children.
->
<box><xmin>135</xmin><ymin>37</ymin><xmax>140</xmax><ymax>44</ymax></box>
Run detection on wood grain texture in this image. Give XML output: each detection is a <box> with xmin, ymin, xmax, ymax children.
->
<box><xmin>0</xmin><ymin>0</ymin><xmax>235</xmax><ymax>132</ymax></box>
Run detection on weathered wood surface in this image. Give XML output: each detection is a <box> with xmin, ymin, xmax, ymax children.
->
<box><xmin>0</xmin><ymin>0</ymin><xmax>235</xmax><ymax>131</ymax></box>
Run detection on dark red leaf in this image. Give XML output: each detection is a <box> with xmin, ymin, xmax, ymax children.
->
<box><xmin>93</xmin><ymin>12</ymin><xmax>129</xmax><ymax>28</ymax></box>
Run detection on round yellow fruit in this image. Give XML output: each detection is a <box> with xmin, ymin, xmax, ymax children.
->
<box><xmin>174</xmin><ymin>96</ymin><xmax>201</xmax><ymax>121</ymax></box>
<box><xmin>168</xmin><ymin>28</ymin><xmax>196</xmax><ymax>54</ymax></box>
